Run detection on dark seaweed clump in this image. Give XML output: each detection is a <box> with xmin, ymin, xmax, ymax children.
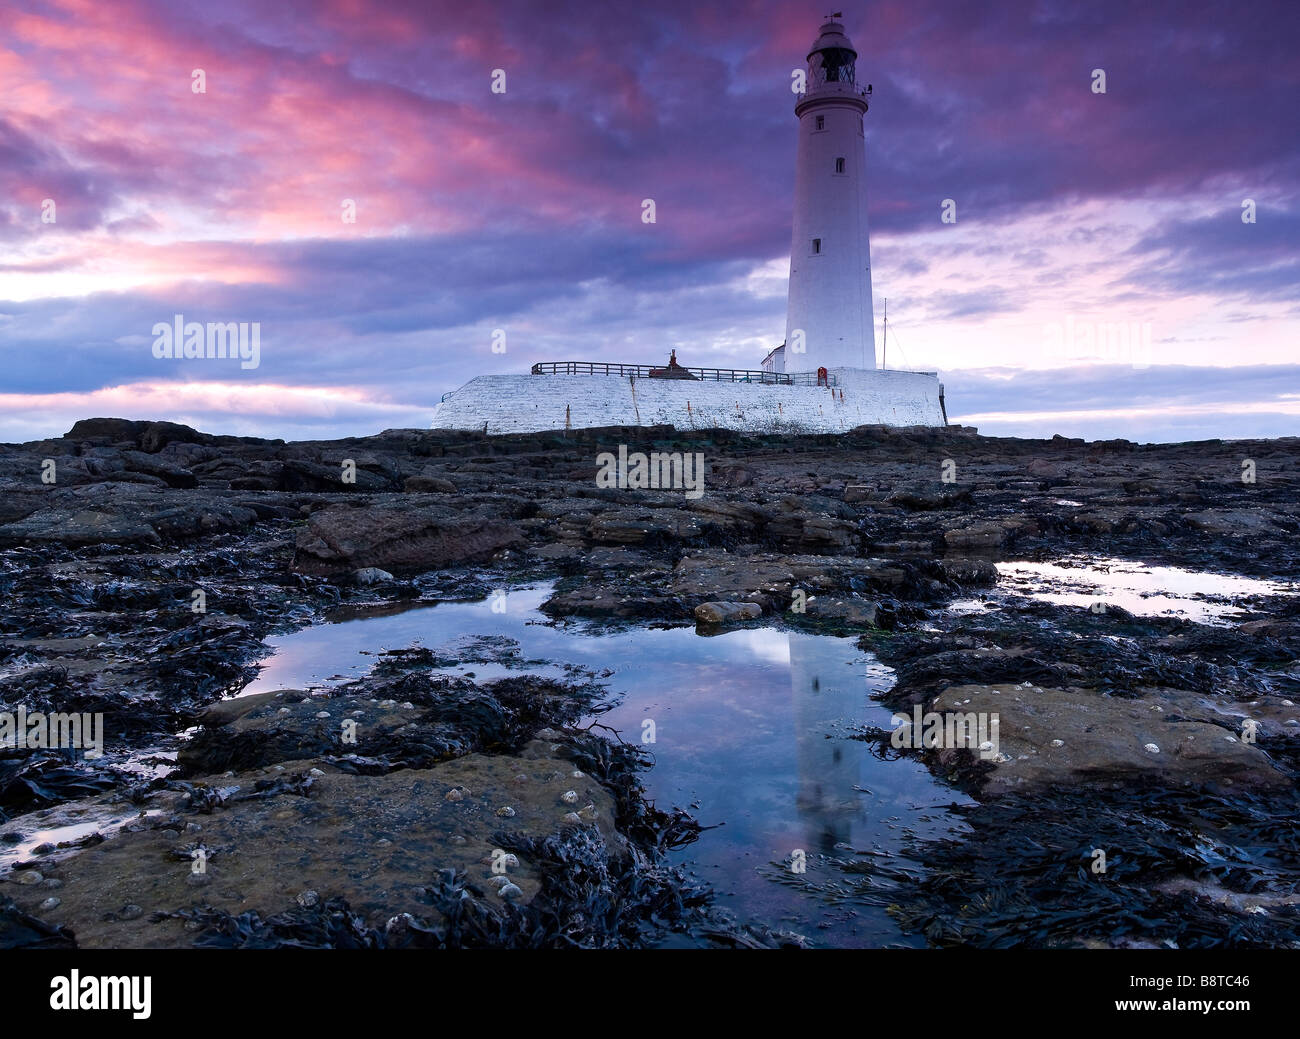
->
<box><xmin>0</xmin><ymin>896</ymin><xmax>78</xmax><ymax>950</ymax></box>
<box><xmin>559</xmin><ymin>730</ymin><xmax>704</xmax><ymax>854</ymax></box>
<box><xmin>176</xmin><ymin>671</ymin><xmax>613</xmax><ymax>778</ymax></box>
<box><xmin>861</xmin><ymin>598</ymin><xmax>1300</xmax><ymax>708</ymax></box>
<box><xmin>0</xmin><ymin>754</ymin><xmax>120</xmax><ymax>824</ymax></box>
<box><xmin>796</xmin><ymin>782</ymin><xmax>1300</xmax><ymax>949</ymax></box>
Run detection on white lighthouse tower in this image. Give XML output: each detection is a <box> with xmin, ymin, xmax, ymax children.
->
<box><xmin>781</xmin><ymin>15</ymin><xmax>876</xmax><ymax>374</ymax></box>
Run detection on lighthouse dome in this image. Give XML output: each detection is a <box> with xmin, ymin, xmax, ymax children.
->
<box><xmin>808</xmin><ymin>19</ymin><xmax>857</xmax><ymax>60</ymax></box>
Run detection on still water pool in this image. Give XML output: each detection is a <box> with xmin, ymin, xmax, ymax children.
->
<box><xmin>950</xmin><ymin>556</ymin><xmax>1293</xmax><ymax>625</ymax></box>
<box><xmin>240</xmin><ymin>582</ymin><xmax>971</xmax><ymax>947</ymax></box>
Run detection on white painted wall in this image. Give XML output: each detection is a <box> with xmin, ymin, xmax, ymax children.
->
<box><xmin>430</xmin><ymin>368</ymin><xmax>944</xmax><ymax>434</ymax></box>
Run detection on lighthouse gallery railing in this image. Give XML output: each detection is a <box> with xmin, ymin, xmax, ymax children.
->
<box><xmin>530</xmin><ymin>361</ymin><xmax>837</xmax><ymax>387</ymax></box>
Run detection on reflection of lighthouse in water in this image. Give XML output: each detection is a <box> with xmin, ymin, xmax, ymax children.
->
<box><xmin>788</xmin><ymin>631</ymin><xmax>864</xmax><ymax>854</ymax></box>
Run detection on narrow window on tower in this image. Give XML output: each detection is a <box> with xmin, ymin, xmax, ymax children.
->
<box><xmin>812</xmin><ymin>238</ymin><xmax>822</xmax><ymax>254</ymax></box>
<box><xmin>815</xmin><ymin>115</ymin><xmax>824</xmax><ymax>131</ymax></box>
<box><xmin>835</xmin><ymin>157</ymin><xmax>845</xmax><ymax>174</ymax></box>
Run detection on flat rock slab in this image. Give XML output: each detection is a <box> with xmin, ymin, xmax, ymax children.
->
<box><xmin>542</xmin><ymin>550</ymin><xmax>909</xmax><ymax>621</ymax></box>
<box><xmin>670</xmin><ymin>553</ymin><xmax>906</xmax><ymax>604</ymax></box>
<box><xmin>293</xmin><ymin>504</ymin><xmax>523</xmax><ymax>576</ymax></box>
<box><xmin>1</xmin><ymin>743</ymin><xmax>619</xmax><ymax>949</ymax></box>
<box><xmin>929</xmin><ymin>683</ymin><xmax>1294</xmax><ymax>794</ymax></box>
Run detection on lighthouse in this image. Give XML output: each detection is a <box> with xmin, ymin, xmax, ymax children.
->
<box><xmin>781</xmin><ymin>15</ymin><xmax>876</xmax><ymax>374</ymax></box>
<box><xmin>431</xmin><ymin>13</ymin><xmax>948</xmax><ymax>435</ymax></box>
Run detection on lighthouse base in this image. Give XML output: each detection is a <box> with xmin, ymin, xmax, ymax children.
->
<box><xmin>431</xmin><ymin>367</ymin><xmax>945</xmax><ymax>435</ymax></box>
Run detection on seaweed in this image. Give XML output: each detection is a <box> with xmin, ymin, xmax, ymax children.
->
<box><xmin>165</xmin><ymin>772</ymin><xmax>316</xmax><ymax>814</ymax></box>
<box><xmin>862</xmin><ymin>600</ymin><xmax>1290</xmax><ymax>706</ymax></box>
<box><xmin>0</xmin><ymin>896</ymin><xmax>77</xmax><ymax>950</ymax></box>
<box><xmin>155</xmin><ymin>896</ymin><xmax>385</xmax><ymax>950</ymax></box>
<box><xmin>833</xmin><ymin>783</ymin><xmax>1300</xmax><ymax>949</ymax></box>
<box><xmin>560</xmin><ymin>729</ymin><xmax>705</xmax><ymax>853</ymax></box>
<box><xmin>0</xmin><ymin>753</ymin><xmax>118</xmax><ymax>821</ymax></box>
<box><xmin>179</xmin><ymin>672</ymin><xmax>610</xmax><ymax>777</ymax></box>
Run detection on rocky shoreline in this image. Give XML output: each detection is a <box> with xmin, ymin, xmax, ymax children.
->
<box><xmin>2</xmin><ymin>417</ymin><xmax>1298</xmax><ymax>947</ymax></box>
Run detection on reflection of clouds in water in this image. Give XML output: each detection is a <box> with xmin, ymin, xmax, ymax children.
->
<box><xmin>998</xmin><ymin>557</ymin><xmax>1294</xmax><ymax>623</ymax></box>
<box><xmin>437</xmin><ymin>583</ymin><xmax>553</xmax><ymax>620</ymax></box>
<box><xmin>1003</xmin><ymin>557</ymin><xmax>1285</xmax><ymax>596</ymax></box>
<box><xmin>495</xmin><ymin>584</ymin><xmax>555</xmax><ymax>615</ymax></box>
<box><xmin>722</xmin><ymin>627</ymin><xmax>791</xmax><ymax>666</ymax></box>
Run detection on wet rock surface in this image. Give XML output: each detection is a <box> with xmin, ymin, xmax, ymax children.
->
<box><xmin>921</xmin><ymin>682</ymin><xmax>1291</xmax><ymax>794</ymax></box>
<box><xmin>2</xmin><ymin>419</ymin><xmax>1299</xmax><ymax>947</ymax></box>
<box><xmin>8</xmin><ymin>742</ymin><xmax>625</xmax><ymax>949</ymax></box>
<box><xmin>693</xmin><ymin>601</ymin><xmax>763</xmax><ymax>625</ymax></box>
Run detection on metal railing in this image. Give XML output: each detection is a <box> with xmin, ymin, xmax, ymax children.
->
<box><xmin>788</xmin><ymin>370</ymin><xmax>840</xmax><ymax>386</ymax></box>
<box><xmin>530</xmin><ymin>361</ymin><xmax>838</xmax><ymax>387</ymax></box>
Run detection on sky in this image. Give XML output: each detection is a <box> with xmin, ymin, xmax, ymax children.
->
<box><xmin>1</xmin><ymin>0</ymin><xmax>1297</xmax><ymax>444</ymax></box>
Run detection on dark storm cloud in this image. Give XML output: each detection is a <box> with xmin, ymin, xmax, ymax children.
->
<box><xmin>1120</xmin><ymin>205</ymin><xmax>1300</xmax><ymax>301</ymax></box>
